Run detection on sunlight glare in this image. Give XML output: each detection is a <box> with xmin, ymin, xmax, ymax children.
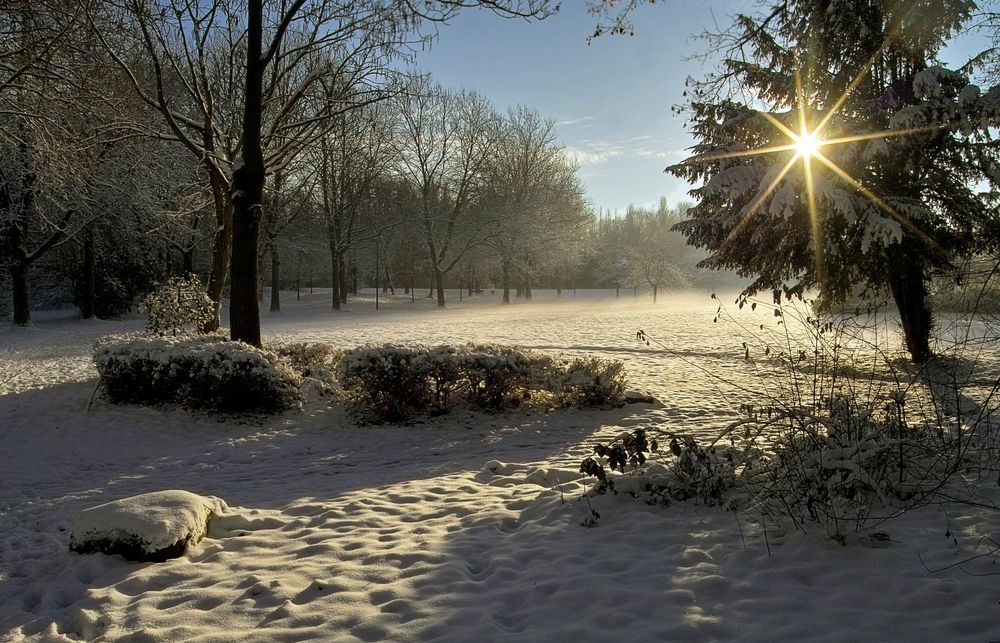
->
<box><xmin>792</xmin><ymin>130</ymin><xmax>822</xmax><ymax>158</ymax></box>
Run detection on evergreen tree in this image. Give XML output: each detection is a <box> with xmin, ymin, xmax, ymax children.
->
<box><xmin>668</xmin><ymin>0</ymin><xmax>1000</xmax><ymax>362</ymax></box>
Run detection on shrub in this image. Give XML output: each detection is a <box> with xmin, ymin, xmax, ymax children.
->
<box><xmin>70</xmin><ymin>244</ymin><xmax>161</xmax><ymax>319</ymax></box>
<box><xmin>423</xmin><ymin>345</ymin><xmax>463</xmax><ymax>409</ymax></box>
<box><xmin>458</xmin><ymin>344</ymin><xmax>557</xmax><ymax>409</ymax></box>
<box><xmin>579</xmin><ymin>296</ymin><xmax>994</xmax><ymax>543</ymax></box>
<box><xmin>559</xmin><ymin>356</ymin><xmax>628</xmax><ymax>407</ymax></box>
<box><xmin>141</xmin><ymin>275</ymin><xmax>215</xmax><ymax>336</ymax></box>
<box><xmin>580</xmin><ymin>428</ymin><xmax>737</xmax><ymax>516</ymax></box>
<box><xmin>333</xmin><ymin>343</ymin><xmax>625</xmax><ymax>421</ymax></box>
<box><xmin>338</xmin><ymin>344</ymin><xmax>432</xmax><ymax>421</ymax></box>
<box><xmin>95</xmin><ymin>334</ymin><xmax>302</xmax><ymax>413</ymax></box>
<box><xmin>737</xmin><ymin>394</ymin><xmax>951</xmax><ymax>541</ymax></box>
<box><xmin>268</xmin><ymin>341</ymin><xmax>342</xmax><ymax>393</ymax></box>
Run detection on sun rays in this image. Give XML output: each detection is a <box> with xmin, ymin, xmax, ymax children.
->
<box><xmin>684</xmin><ymin>56</ymin><xmax>948</xmax><ymax>279</ymax></box>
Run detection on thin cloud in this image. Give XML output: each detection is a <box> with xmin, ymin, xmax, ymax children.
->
<box><xmin>633</xmin><ymin>148</ymin><xmax>688</xmax><ymax>160</ymax></box>
<box><xmin>562</xmin><ymin>146</ymin><xmax>624</xmax><ymax>165</ymax></box>
<box><xmin>555</xmin><ymin>115</ymin><xmax>595</xmax><ymax>127</ymax></box>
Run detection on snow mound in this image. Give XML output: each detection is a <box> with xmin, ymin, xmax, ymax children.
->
<box><xmin>69</xmin><ymin>490</ymin><xmax>228</xmax><ymax>562</ymax></box>
<box><xmin>624</xmin><ymin>389</ymin><xmax>658</xmax><ymax>404</ymax></box>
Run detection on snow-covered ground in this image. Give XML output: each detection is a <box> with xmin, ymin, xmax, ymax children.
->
<box><xmin>2</xmin><ymin>289</ymin><xmax>999</xmax><ymax>641</ymax></box>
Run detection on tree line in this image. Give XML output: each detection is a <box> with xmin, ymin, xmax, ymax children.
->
<box><xmin>0</xmin><ymin>1</ymin><xmax>730</xmax><ymax>339</ymax></box>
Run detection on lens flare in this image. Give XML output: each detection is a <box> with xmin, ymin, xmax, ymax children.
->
<box><xmin>792</xmin><ymin>131</ymin><xmax>823</xmax><ymax>158</ymax></box>
<box><xmin>681</xmin><ymin>53</ymin><xmax>945</xmax><ymax>283</ymax></box>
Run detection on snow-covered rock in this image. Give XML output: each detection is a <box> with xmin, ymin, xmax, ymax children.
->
<box><xmin>624</xmin><ymin>389</ymin><xmax>658</xmax><ymax>404</ymax></box>
<box><xmin>69</xmin><ymin>490</ymin><xmax>228</xmax><ymax>562</ymax></box>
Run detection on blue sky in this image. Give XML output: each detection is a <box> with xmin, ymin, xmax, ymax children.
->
<box><xmin>415</xmin><ymin>1</ymin><xmax>991</xmax><ymax>215</ymax></box>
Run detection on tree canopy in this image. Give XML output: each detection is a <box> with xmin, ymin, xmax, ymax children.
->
<box><xmin>667</xmin><ymin>0</ymin><xmax>1000</xmax><ymax>361</ymax></box>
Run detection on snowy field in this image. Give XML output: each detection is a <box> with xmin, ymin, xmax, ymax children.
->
<box><xmin>2</xmin><ymin>289</ymin><xmax>1000</xmax><ymax>641</ymax></box>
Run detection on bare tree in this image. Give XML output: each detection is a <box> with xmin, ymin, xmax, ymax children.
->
<box><xmin>395</xmin><ymin>80</ymin><xmax>499</xmax><ymax>307</ymax></box>
<box><xmin>480</xmin><ymin>106</ymin><xmax>589</xmax><ymax>302</ymax></box>
<box><xmin>0</xmin><ymin>1</ymin><xmax>113</xmax><ymax>324</ymax></box>
<box><xmin>316</xmin><ymin>99</ymin><xmax>395</xmax><ymax>310</ymax></box>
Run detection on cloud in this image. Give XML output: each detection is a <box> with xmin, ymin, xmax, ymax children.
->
<box><xmin>555</xmin><ymin>115</ymin><xmax>595</xmax><ymax>127</ymax></box>
<box><xmin>562</xmin><ymin>140</ymin><xmax>687</xmax><ymax>166</ymax></box>
<box><xmin>562</xmin><ymin>146</ymin><xmax>624</xmax><ymax>166</ymax></box>
<box><xmin>633</xmin><ymin>148</ymin><xmax>688</xmax><ymax>160</ymax></box>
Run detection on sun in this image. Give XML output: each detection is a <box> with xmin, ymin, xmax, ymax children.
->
<box><xmin>684</xmin><ymin>62</ymin><xmax>942</xmax><ymax>269</ymax></box>
<box><xmin>792</xmin><ymin>130</ymin><xmax>823</xmax><ymax>158</ymax></box>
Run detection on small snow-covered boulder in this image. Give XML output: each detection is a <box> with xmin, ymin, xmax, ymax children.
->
<box><xmin>624</xmin><ymin>389</ymin><xmax>658</xmax><ymax>404</ymax></box>
<box><xmin>69</xmin><ymin>490</ymin><xmax>227</xmax><ymax>562</ymax></box>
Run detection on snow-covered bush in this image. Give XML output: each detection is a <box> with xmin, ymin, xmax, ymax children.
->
<box><xmin>335</xmin><ymin>343</ymin><xmax>625</xmax><ymax>421</ymax></box>
<box><xmin>579</xmin><ymin>427</ymin><xmax>738</xmax><ymax>527</ymax></box>
<box><xmin>458</xmin><ymin>343</ymin><xmax>557</xmax><ymax>409</ymax></box>
<box><xmin>423</xmin><ymin>345</ymin><xmax>463</xmax><ymax>408</ymax></box>
<box><xmin>95</xmin><ymin>334</ymin><xmax>302</xmax><ymax>412</ymax></box>
<box><xmin>738</xmin><ymin>394</ymin><xmax>949</xmax><ymax>541</ymax></box>
<box><xmin>338</xmin><ymin>344</ymin><xmax>433</xmax><ymax>421</ymax></box>
<box><xmin>580</xmin><ymin>298</ymin><xmax>989</xmax><ymax>543</ymax></box>
<box><xmin>140</xmin><ymin>275</ymin><xmax>215</xmax><ymax>336</ymax></box>
<box><xmin>558</xmin><ymin>356</ymin><xmax>628</xmax><ymax>407</ymax></box>
<box><xmin>268</xmin><ymin>341</ymin><xmax>342</xmax><ymax>393</ymax></box>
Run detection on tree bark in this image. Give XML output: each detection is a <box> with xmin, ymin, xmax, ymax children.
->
<box><xmin>434</xmin><ymin>266</ymin><xmax>446</xmax><ymax>307</ymax></box>
<box><xmin>11</xmin><ymin>262</ymin><xmax>29</xmax><ymax>326</ymax></box>
<box><xmin>203</xmin><ymin>173</ymin><xmax>232</xmax><ymax>332</ymax></box>
<box><xmin>385</xmin><ymin>266</ymin><xmax>394</xmax><ymax>294</ymax></box>
<box><xmin>228</xmin><ymin>0</ymin><xmax>266</xmax><ymax>347</ymax></box>
<box><xmin>181</xmin><ymin>248</ymin><xmax>194</xmax><ymax>276</ymax></box>
<box><xmin>349</xmin><ymin>255</ymin><xmax>358</xmax><ymax>296</ymax></box>
<box><xmin>887</xmin><ymin>241</ymin><xmax>932</xmax><ymax>363</ymax></box>
<box><xmin>269</xmin><ymin>237</ymin><xmax>280</xmax><ymax>312</ymax></box>
<box><xmin>81</xmin><ymin>229</ymin><xmax>96</xmax><ymax>319</ymax></box>
<box><xmin>502</xmin><ymin>258</ymin><xmax>511</xmax><ymax>304</ymax></box>
<box><xmin>329</xmin><ymin>239</ymin><xmax>341</xmax><ymax>310</ymax></box>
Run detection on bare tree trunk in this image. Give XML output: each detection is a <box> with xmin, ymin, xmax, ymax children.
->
<box><xmin>350</xmin><ymin>254</ymin><xmax>358</xmax><ymax>296</ymax></box>
<box><xmin>81</xmin><ymin>229</ymin><xmax>96</xmax><ymax>319</ymax></box>
<box><xmin>203</xmin><ymin>173</ymin><xmax>232</xmax><ymax>332</ymax></box>
<box><xmin>434</xmin><ymin>267</ymin><xmax>446</xmax><ymax>307</ymax></box>
<box><xmin>501</xmin><ymin>258</ymin><xmax>511</xmax><ymax>304</ymax></box>
<box><xmin>181</xmin><ymin>248</ymin><xmax>194</xmax><ymax>275</ymax></box>
<box><xmin>887</xmin><ymin>240</ymin><xmax>932</xmax><ymax>363</ymax></box>
<box><xmin>11</xmin><ymin>262</ymin><xmax>29</xmax><ymax>326</ymax></box>
<box><xmin>229</xmin><ymin>0</ymin><xmax>265</xmax><ymax>347</ymax></box>
<box><xmin>340</xmin><ymin>255</ymin><xmax>349</xmax><ymax>303</ymax></box>
<box><xmin>329</xmin><ymin>239</ymin><xmax>341</xmax><ymax>310</ymax></box>
<box><xmin>269</xmin><ymin>237</ymin><xmax>280</xmax><ymax>312</ymax></box>
<box><xmin>385</xmin><ymin>266</ymin><xmax>394</xmax><ymax>294</ymax></box>
<box><xmin>653</xmin><ymin>284</ymin><xmax>658</xmax><ymax>303</ymax></box>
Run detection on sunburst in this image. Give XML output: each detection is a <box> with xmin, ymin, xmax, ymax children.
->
<box><xmin>684</xmin><ymin>54</ymin><xmax>947</xmax><ymax>281</ymax></box>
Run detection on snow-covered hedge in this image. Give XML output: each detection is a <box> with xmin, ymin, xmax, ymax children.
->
<box><xmin>458</xmin><ymin>343</ymin><xmax>557</xmax><ymax>409</ymax></box>
<box><xmin>338</xmin><ymin>343</ymin><xmax>627</xmax><ymax>421</ymax></box>
<box><xmin>267</xmin><ymin>341</ymin><xmax>342</xmax><ymax>394</ymax></box>
<box><xmin>558</xmin><ymin>356</ymin><xmax>628</xmax><ymax>408</ymax></box>
<box><xmin>95</xmin><ymin>334</ymin><xmax>302</xmax><ymax>412</ymax></box>
<box><xmin>338</xmin><ymin>344</ymin><xmax>434</xmax><ymax>421</ymax></box>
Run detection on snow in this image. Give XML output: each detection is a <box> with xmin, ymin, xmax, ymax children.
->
<box><xmin>69</xmin><ymin>491</ymin><xmax>228</xmax><ymax>562</ymax></box>
<box><xmin>2</xmin><ymin>289</ymin><xmax>999</xmax><ymax>641</ymax></box>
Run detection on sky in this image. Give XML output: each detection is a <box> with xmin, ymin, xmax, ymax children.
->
<box><xmin>414</xmin><ymin>1</ymin><xmax>992</xmax><ymax>216</ymax></box>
